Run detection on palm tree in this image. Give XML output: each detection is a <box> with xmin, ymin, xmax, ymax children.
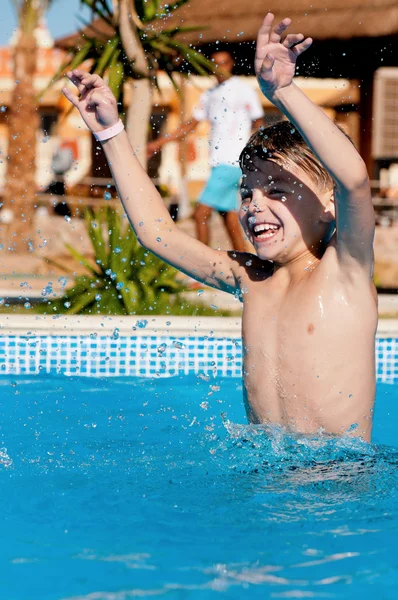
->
<box><xmin>52</xmin><ymin>0</ymin><xmax>216</xmax><ymax>169</ymax></box>
<box><xmin>4</xmin><ymin>0</ymin><xmax>52</xmax><ymax>251</ymax></box>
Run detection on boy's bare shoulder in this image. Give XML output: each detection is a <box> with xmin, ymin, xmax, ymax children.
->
<box><xmin>312</xmin><ymin>243</ymin><xmax>377</xmax><ymax>308</ymax></box>
<box><xmin>227</xmin><ymin>251</ymin><xmax>274</xmax><ymax>284</ymax></box>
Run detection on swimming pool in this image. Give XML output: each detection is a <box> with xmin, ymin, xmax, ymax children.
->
<box><xmin>1</xmin><ymin>317</ymin><xmax>397</xmax><ymax>599</ymax></box>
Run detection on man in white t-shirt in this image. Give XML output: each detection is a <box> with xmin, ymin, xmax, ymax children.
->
<box><xmin>148</xmin><ymin>51</ymin><xmax>264</xmax><ymax>251</ymax></box>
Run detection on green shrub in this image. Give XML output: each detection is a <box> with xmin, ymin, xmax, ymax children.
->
<box><xmin>39</xmin><ymin>207</ymin><xmax>225</xmax><ymax>316</ymax></box>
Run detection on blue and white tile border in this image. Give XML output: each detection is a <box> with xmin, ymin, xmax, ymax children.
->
<box><xmin>0</xmin><ymin>316</ymin><xmax>397</xmax><ymax>383</ymax></box>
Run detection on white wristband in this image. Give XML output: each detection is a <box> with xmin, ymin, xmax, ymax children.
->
<box><xmin>93</xmin><ymin>119</ymin><xmax>124</xmax><ymax>142</ymax></box>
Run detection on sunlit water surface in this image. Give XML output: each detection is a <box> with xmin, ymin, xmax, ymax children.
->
<box><xmin>0</xmin><ymin>375</ymin><xmax>397</xmax><ymax>599</ymax></box>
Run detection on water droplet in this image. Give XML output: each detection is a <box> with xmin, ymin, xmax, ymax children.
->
<box><xmin>116</xmin><ymin>282</ymin><xmax>124</xmax><ymax>290</ymax></box>
<box><xmin>41</xmin><ymin>284</ymin><xmax>53</xmax><ymax>297</ymax></box>
<box><xmin>348</xmin><ymin>422</ymin><xmax>358</xmax><ymax>432</ymax></box>
<box><xmin>197</xmin><ymin>290</ymin><xmax>204</xmax><ymax>296</ymax></box>
<box><xmin>157</xmin><ymin>343</ymin><xmax>167</xmax><ymax>354</ymax></box>
<box><xmin>95</xmin><ymin>294</ymin><xmax>102</xmax><ymax>301</ymax></box>
<box><xmin>197</xmin><ymin>373</ymin><xmax>210</xmax><ymax>381</ymax></box>
<box><xmin>0</xmin><ymin>106</ymin><xmax>6</xmax><ymax>113</ymax></box>
<box><xmin>114</xmin><ymin>246</ymin><xmax>121</xmax><ymax>254</ymax></box>
<box><xmin>156</xmin><ymin>237</ymin><xmax>161</xmax><ymax>242</ymax></box>
<box><xmin>136</xmin><ymin>319</ymin><xmax>148</xmax><ymax>329</ymax></box>
<box><xmin>104</xmin><ymin>191</ymin><xmax>112</xmax><ymax>201</ymax></box>
<box><xmin>111</xmin><ymin>328</ymin><xmax>119</xmax><ymax>340</ymax></box>
<box><xmin>64</xmin><ymin>301</ymin><xmax>71</xmax><ymax>308</ymax></box>
<box><xmin>24</xmin><ymin>302</ymin><xmax>31</xmax><ymax>309</ymax></box>
<box><xmin>173</xmin><ymin>341</ymin><xmax>185</xmax><ymax>349</ymax></box>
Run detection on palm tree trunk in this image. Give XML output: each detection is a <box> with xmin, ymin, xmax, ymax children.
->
<box><xmin>3</xmin><ymin>10</ymin><xmax>40</xmax><ymax>251</ymax></box>
<box><xmin>118</xmin><ymin>0</ymin><xmax>151</xmax><ymax>171</ymax></box>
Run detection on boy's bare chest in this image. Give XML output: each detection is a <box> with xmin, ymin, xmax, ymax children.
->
<box><xmin>241</xmin><ymin>272</ymin><xmax>375</xmax><ymax>364</ymax></box>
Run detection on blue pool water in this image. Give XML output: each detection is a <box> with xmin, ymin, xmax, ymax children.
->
<box><xmin>0</xmin><ymin>375</ymin><xmax>397</xmax><ymax>599</ymax></box>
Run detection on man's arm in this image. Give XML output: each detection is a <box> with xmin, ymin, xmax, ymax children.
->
<box><xmin>255</xmin><ymin>14</ymin><xmax>375</xmax><ymax>273</ymax></box>
<box><xmin>63</xmin><ymin>71</ymin><xmax>241</xmax><ymax>294</ymax></box>
<box><xmin>147</xmin><ymin>119</ymin><xmax>199</xmax><ymax>157</ymax></box>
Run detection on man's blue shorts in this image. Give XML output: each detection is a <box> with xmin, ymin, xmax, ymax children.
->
<box><xmin>199</xmin><ymin>165</ymin><xmax>241</xmax><ymax>213</ymax></box>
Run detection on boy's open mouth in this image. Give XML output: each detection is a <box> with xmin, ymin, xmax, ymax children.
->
<box><xmin>252</xmin><ymin>223</ymin><xmax>281</xmax><ymax>241</ymax></box>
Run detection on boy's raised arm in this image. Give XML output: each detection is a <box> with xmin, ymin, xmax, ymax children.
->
<box><xmin>62</xmin><ymin>71</ymin><xmax>241</xmax><ymax>294</ymax></box>
<box><xmin>255</xmin><ymin>14</ymin><xmax>375</xmax><ymax>273</ymax></box>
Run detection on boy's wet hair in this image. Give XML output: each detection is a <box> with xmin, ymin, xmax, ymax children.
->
<box><xmin>239</xmin><ymin>120</ymin><xmax>351</xmax><ymax>191</ymax></box>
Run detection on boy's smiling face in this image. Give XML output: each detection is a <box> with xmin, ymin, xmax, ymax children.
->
<box><xmin>239</xmin><ymin>158</ymin><xmax>335</xmax><ymax>264</ymax></box>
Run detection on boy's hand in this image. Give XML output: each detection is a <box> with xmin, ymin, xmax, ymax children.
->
<box><xmin>62</xmin><ymin>70</ymin><xmax>119</xmax><ymax>133</ymax></box>
<box><xmin>255</xmin><ymin>14</ymin><xmax>312</xmax><ymax>98</ymax></box>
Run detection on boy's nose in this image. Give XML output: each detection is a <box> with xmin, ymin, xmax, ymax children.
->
<box><xmin>248</xmin><ymin>191</ymin><xmax>264</xmax><ymax>213</ymax></box>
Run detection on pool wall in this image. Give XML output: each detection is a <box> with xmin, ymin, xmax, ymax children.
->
<box><xmin>0</xmin><ymin>316</ymin><xmax>397</xmax><ymax>383</ymax></box>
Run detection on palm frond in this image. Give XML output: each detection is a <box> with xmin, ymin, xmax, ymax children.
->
<box><xmin>64</xmin><ymin>243</ymin><xmax>101</xmax><ymax>276</ymax></box>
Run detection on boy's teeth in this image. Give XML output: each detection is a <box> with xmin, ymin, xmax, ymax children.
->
<box><xmin>253</xmin><ymin>223</ymin><xmax>278</xmax><ymax>233</ymax></box>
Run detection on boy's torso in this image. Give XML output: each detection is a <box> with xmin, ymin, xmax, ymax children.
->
<box><xmin>240</xmin><ymin>246</ymin><xmax>378</xmax><ymax>441</ymax></box>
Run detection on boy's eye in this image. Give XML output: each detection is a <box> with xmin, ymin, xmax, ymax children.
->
<box><xmin>268</xmin><ymin>188</ymin><xmax>285</xmax><ymax>196</ymax></box>
<box><xmin>240</xmin><ymin>187</ymin><xmax>252</xmax><ymax>201</ymax></box>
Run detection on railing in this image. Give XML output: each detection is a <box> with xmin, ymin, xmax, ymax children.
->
<box><xmin>1</xmin><ymin>179</ymin><xmax>398</xmax><ymax>225</ymax></box>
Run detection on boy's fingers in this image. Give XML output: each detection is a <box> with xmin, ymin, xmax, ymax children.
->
<box><xmin>86</xmin><ymin>89</ymin><xmax>107</xmax><ymax>109</ymax></box>
<box><xmin>261</xmin><ymin>54</ymin><xmax>275</xmax><ymax>72</ymax></box>
<box><xmin>282</xmin><ymin>33</ymin><xmax>304</xmax><ymax>49</ymax></box>
<box><xmin>66</xmin><ymin>71</ymin><xmax>86</xmax><ymax>94</ymax></box>
<box><xmin>292</xmin><ymin>37</ymin><xmax>313</xmax><ymax>56</ymax></box>
<box><xmin>62</xmin><ymin>87</ymin><xmax>79</xmax><ymax>108</ymax></box>
<box><xmin>68</xmin><ymin>69</ymin><xmax>86</xmax><ymax>79</ymax></box>
<box><xmin>269</xmin><ymin>17</ymin><xmax>291</xmax><ymax>43</ymax></box>
<box><xmin>255</xmin><ymin>13</ymin><xmax>274</xmax><ymax>67</ymax></box>
<box><xmin>80</xmin><ymin>73</ymin><xmax>104</xmax><ymax>89</ymax></box>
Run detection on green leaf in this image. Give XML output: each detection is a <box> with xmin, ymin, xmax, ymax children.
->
<box><xmin>65</xmin><ymin>289</ymin><xmax>99</xmax><ymax>315</ymax></box>
<box><xmin>68</xmin><ymin>40</ymin><xmax>95</xmax><ymax>71</ymax></box>
<box><xmin>141</xmin><ymin>0</ymin><xmax>160</xmax><ymax>22</ymax></box>
<box><xmin>65</xmin><ymin>243</ymin><xmax>100</xmax><ymax>276</ymax></box>
<box><xmin>80</xmin><ymin>0</ymin><xmax>113</xmax><ymax>24</ymax></box>
<box><xmin>94</xmin><ymin>36</ymin><xmax>121</xmax><ymax>76</ymax></box>
<box><xmin>98</xmin><ymin>286</ymin><xmax>125</xmax><ymax>315</ymax></box>
<box><xmin>38</xmin><ymin>255</ymin><xmax>74</xmax><ymax>275</ymax></box>
<box><xmin>85</xmin><ymin>209</ymin><xmax>109</xmax><ymax>270</ymax></box>
<box><xmin>118</xmin><ymin>280</ymin><xmax>139</xmax><ymax>314</ymax></box>
<box><xmin>108</xmin><ymin>208</ymin><xmax>122</xmax><ymax>273</ymax></box>
<box><xmin>94</xmin><ymin>288</ymin><xmax>122</xmax><ymax>314</ymax></box>
<box><xmin>107</xmin><ymin>55</ymin><xmax>124</xmax><ymax>99</ymax></box>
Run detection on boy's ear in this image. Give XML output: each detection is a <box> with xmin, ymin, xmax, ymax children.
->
<box><xmin>320</xmin><ymin>189</ymin><xmax>335</xmax><ymax>223</ymax></box>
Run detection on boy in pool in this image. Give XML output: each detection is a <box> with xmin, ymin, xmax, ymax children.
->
<box><xmin>63</xmin><ymin>14</ymin><xmax>377</xmax><ymax>441</ymax></box>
